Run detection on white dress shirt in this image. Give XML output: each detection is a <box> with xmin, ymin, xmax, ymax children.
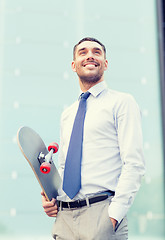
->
<box><xmin>57</xmin><ymin>81</ymin><xmax>145</xmax><ymax>223</ymax></box>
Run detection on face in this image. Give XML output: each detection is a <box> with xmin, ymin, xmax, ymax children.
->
<box><xmin>72</xmin><ymin>41</ymin><xmax>108</xmax><ymax>85</ymax></box>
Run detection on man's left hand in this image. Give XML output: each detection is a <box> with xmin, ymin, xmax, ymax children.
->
<box><xmin>110</xmin><ymin>217</ymin><xmax>117</xmax><ymax>230</ymax></box>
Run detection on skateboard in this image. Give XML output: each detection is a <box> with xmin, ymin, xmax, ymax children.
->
<box><xmin>17</xmin><ymin>126</ymin><xmax>61</xmax><ymax>201</ymax></box>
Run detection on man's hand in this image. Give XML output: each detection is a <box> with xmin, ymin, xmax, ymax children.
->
<box><xmin>41</xmin><ymin>191</ymin><xmax>58</xmax><ymax>217</ymax></box>
<box><xmin>110</xmin><ymin>217</ymin><xmax>117</xmax><ymax>230</ymax></box>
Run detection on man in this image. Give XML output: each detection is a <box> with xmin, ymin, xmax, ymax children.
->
<box><xmin>42</xmin><ymin>37</ymin><xmax>145</xmax><ymax>240</ymax></box>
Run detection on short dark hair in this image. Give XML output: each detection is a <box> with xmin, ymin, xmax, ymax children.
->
<box><xmin>73</xmin><ymin>37</ymin><xmax>106</xmax><ymax>59</ymax></box>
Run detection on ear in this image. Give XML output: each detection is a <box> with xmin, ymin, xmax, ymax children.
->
<box><xmin>71</xmin><ymin>61</ymin><xmax>77</xmax><ymax>72</ymax></box>
<box><xmin>104</xmin><ymin>59</ymin><xmax>108</xmax><ymax>71</ymax></box>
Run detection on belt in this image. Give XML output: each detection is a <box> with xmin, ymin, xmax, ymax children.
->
<box><xmin>58</xmin><ymin>190</ymin><xmax>115</xmax><ymax>209</ymax></box>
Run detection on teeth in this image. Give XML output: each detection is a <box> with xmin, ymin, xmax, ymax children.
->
<box><xmin>85</xmin><ymin>64</ymin><xmax>96</xmax><ymax>66</ymax></box>
<box><xmin>83</xmin><ymin>63</ymin><xmax>98</xmax><ymax>67</ymax></box>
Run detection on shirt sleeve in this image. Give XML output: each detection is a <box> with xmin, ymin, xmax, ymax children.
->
<box><xmin>108</xmin><ymin>94</ymin><xmax>145</xmax><ymax>223</ymax></box>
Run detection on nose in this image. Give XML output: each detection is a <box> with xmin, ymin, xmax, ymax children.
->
<box><xmin>86</xmin><ymin>50</ymin><xmax>94</xmax><ymax>60</ymax></box>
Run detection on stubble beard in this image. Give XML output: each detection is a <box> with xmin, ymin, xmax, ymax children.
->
<box><xmin>78</xmin><ymin>72</ymin><xmax>103</xmax><ymax>85</ymax></box>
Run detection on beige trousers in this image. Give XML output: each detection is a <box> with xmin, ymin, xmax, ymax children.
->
<box><xmin>52</xmin><ymin>196</ymin><xmax>128</xmax><ymax>240</ymax></box>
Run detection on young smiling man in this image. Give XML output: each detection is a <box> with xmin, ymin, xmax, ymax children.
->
<box><xmin>71</xmin><ymin>39</ymin><xmax>108</xmax><ymax>91</ymax></box>
<box><xmin>42</xmin><ymin>37</ymin><xmax>145</xmax><ymax>240</ymax></box>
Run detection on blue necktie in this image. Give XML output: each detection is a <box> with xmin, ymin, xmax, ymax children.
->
<box><xmin>63</xmin><ymin>91</ymin><xmax>90</xmax><ymax>199</ymax></box>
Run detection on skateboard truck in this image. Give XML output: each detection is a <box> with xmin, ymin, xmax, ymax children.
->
<box><xmin>38</xmin><ymin>142</ymin><xmax>59</xmax><ymax>174</ymax></box>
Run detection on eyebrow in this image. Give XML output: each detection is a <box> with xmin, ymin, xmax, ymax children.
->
<box><xmin>78</xmin><ymin>47</ymin><xmax>86</xmax><ymax>53</ymax></box>
<box><xmin>77</xmin><ymin>47</ymin><xmax>102</xmax><ymax>54</ymax></box>
<box><xmin>93</xmin><ymin>47</ymin><xmax>102</xmax><ymax>52</ymax></box>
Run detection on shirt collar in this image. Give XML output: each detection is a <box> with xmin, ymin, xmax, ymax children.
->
<box><xmin>79</xmin><ymin>81</ymin><xmax>107</xmax><ymax>98</ymax></box>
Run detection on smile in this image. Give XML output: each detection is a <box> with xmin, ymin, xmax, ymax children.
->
<box><xmin>83</xmin><ymin>62</ymin><xmax>99</xmax><ymax>67</ymax></box>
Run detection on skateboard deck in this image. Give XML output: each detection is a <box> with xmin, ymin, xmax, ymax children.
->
<box><xmin>17</xmin><ymin>126</ymin><xmax>61</xmax><ymax>201</ymax></box>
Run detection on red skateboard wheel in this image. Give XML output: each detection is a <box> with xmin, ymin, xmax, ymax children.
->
<box><xmin>48</xmin><ymin>142</ymin><xmax>59</xmax><ymax>153</ymax></box>
<box><xmin>40</xmin><ymin>162</ymin><xmax>51</xmax><ymax>174</ymax></box>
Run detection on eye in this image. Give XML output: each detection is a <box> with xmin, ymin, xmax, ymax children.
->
<box><xmin>95</xmin><ymin>50</ymin><xmax>101</xmax><ymax>55</ymax></box>
<box><xmin>79</xmin><ymin>51</ymin><xmax>86</xmax><ymax>55</ymax></box>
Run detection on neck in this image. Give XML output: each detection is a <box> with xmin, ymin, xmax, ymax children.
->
<box><xmin>79</xmin><ymin>78</ymin><xmax>104</xmax><ymax>92</ymax></box>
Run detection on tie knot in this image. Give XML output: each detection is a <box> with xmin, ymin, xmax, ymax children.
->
<box><xmin>81</xmin><ymin>91</ymin><xmax>90</xmax><ymax>100</ymax></box>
